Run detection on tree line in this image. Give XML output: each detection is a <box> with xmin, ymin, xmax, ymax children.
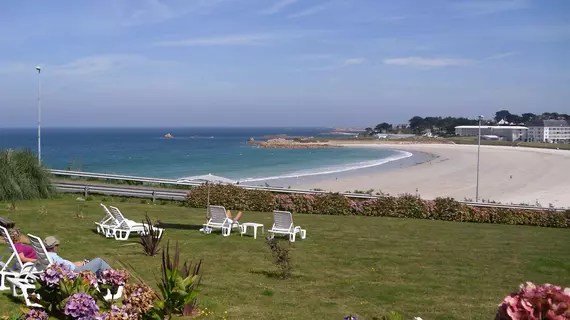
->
<box><xmin>364</xmin><ymin>110</ymin><xmax>570</xmax><ymax>136</ymax></box>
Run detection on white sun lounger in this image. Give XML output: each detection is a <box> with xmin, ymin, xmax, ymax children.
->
<box><xmin>24</xmin><ymin>234</ymin><xmax>124</xmax><ymax>304</ymax></box>
<box><xmin>267</xmin><ymin>211</ymin><xmax>307</xmax><ymax>242</ymax></box>
<box><xmin>108</xmin><ymin>206</ymin><xmax>164</xmax><ymax>241</ymax></box>
<box><xmin>201</xmin><ymin>206</ymin><xmax>240</xmax><ymax>237</ymax></box>
<box><xmin>5</xmin><ymin>233</ymin><xmax>53</xmax><ymax>307</ymax></box>
<box><xmin>0</xmin><ymin>227</ymin><xmax>39</xmax><ymax>291</ymax></box>
<box><xmin>95</xmin><ymin>204</ymin><xmax>117</xmax><ymax>236</ymax></box>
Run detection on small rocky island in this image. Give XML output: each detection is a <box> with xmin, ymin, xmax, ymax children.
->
<box><xmin>164</xmin><ymin>133</ymin><xmax>174</xmax><ymax>139</ymax></box>
<box><xmin>249</xmin><ymin>137</ymin><xmax>336</xmax><ymax>149</ymax></box>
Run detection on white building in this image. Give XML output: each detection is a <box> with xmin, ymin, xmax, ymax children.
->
<box><xmin>454</xmin><ymin>126</ymin><xmax>528</xmax><ymax>141</ymax></box>
<box><xmin>526</xmin><ymin>120</ymin><xmax>570</xmax><ymax>143</ymax></box>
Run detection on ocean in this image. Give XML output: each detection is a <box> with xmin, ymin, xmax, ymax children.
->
<box><xmin>0</xmin><ymin>128</ymin><xmax>415</xmax><ymax>185</ymax></box>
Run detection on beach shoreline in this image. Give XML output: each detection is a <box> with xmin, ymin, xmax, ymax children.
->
<box><xmin>298</xmin><ymin>143</ymin><xmax>570</xmax><ymax>208</ymax></box>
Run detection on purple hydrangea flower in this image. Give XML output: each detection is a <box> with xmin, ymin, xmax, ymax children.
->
<box><xmin>99</xmin><ymin>269</ymin><xmax>130</xmax><ymax>287</ymax></box>
<box><xmin>39</xmin><ymin>262</ymin><xmax>77</xmax><ymax>287</ymax></box>
<box><xmin>99</xmin><ymin>305</ymin><xmax>137</xmax><ymax>320</ymax></box>
<box><xmin>64</xmin><ymin>293</ymin><xmax>99</xmax><ymax>320</ymax></box>
<box><xmin>78</xmin><ymin>271</ymin><xmax>98</xmax><ymax>289</ymax></box>
<box><xmin>23</xmin><ymin>309</ymin><xmax>49</xmax><ymax>320</ymax></box>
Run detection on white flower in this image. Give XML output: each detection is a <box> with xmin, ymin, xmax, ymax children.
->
<box><xmin>414</xmin><ymin>318</ymin><xmax>423</xmax><ymax>320</ymax></box>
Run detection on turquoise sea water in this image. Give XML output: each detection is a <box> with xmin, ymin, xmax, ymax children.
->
<box><xmin>0</xmin><ymin>128</ymin><xmax>413</xmax><ymax>183</ymax></box>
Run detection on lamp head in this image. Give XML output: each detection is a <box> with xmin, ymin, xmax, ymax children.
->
<box><xmin>478</xmin><ymin>115</ymin><xmax>484</xmax><ymax>120</ymax></box>
<box><xmin>35</xmin><ymin>66</ymin><xmax>41</xmax><ymax>72</ymax></box>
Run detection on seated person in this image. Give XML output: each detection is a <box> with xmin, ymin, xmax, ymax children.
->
<box><xmin>225</xmin><ymin>210</ymin><xmax>243</xmax><ymax>224</ymax></box>
<box><xmin>8</xmin><ymin>229</ymin><xmax>37</xmax><ymax>264</ymax></box>
<box><xmin>43</xmin><ymin>236</ymin><xmax>111</xmax><ymax>277</ymax></box>
<box><xmin>204</xmin><ymin>209</ymin><xmax>243</xmax><ymax>224</ymax></box>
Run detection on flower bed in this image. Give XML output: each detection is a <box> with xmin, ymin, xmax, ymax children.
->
<box><xmin>185</xmin><ymin>184</ymin><xmax>570</xmax><ymax>228</ymax></box>
<box><xmin>18</xmin><ymin>241</ymin><xmax>202</xmax><ymax>320</ymax></box>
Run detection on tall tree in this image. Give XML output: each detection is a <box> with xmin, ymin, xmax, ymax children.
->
<box><xmin>507</xmin><ymin>114</ymin><xmax>523</xmax><ymax>124</ymax></box>
<box><xmin>521</xmin><ymin>113</ymin><xmax>536</xmax><ymax>123</ymax></box>
<box><xmin>495</xmin><ymin>110</ymin><xmax>511</xmax><ymax>122</ymax></box>
<box><xmin>408</xmin><ymin>116</ymin><xmax>425</xmax><ymax>133</ymax></box>
<box><xmin>374</xmin><ymin>122</ymin><xmax>392</xmax><ymax>133</ymax></box>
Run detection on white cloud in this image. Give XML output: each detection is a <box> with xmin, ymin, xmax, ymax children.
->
<box><xmin>451</xmin><ymin>0</ymin><xmax>531</xmax><ymax>16</ymax></box>
<box><xmin>484</xmin><ymin>52</ymin><xmax>519</xmax><ymax>60</ymax></box>
<box><xmin>122</xmin><ymin>0</ymin><xmax>232</xmax><ymax>26</ymax></box>
<box><xmin>381</xmin><ymin>16</ymin><xmax>407</xmax><ymax>22</ymax></box>
<box><xmin>154</xmin><ymin>34</ymin><xmax>273</xmax><ymax>46</ymax></box>
<box><xmin>260</xmin><ymin>0</ymin><xmax>299</xmax><ymax>15</ymax></box>
<box><xmin>383</xmin><ymin>57</ymin><xmax>474</xmax><ymax>67</ymax></box>
<box><xmin>50</xmin><ymin>54</ymin><xmax>174</xmax><ymax>76</ymax></box>
<box><xmin>155</xmin><ymin>30</ymin><xmax>327</xmax><ymax>47</ymax></box>
<box><xmin>344</xmin><ymin>58</ymin><xmax>364</xmax><ymax>65</ymax></box>
<box><xmin>384</xmin><ymin>52</ymin><xmax>519</xmax><ymax>67</ymax></box>
<box><xmin>303</xmin><ymin>57</ymin><xmax>364</xmax><ymax>71</ymax></box>
<box><xmin>288</xmin><ymin>2</ymin><xmax>331</xmax><ymax>18</ymax></box>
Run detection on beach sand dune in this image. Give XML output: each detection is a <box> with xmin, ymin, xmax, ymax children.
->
<box><xmin>301</xmin><ymin>144</ymin><xmax>570</xmax><ymax>208</ymax></box>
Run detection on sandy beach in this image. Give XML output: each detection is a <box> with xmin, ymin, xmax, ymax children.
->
<box><xmin>300</xmin><ymin>143</ymin><xmax>570</xmax><ymax>208</ymax></box>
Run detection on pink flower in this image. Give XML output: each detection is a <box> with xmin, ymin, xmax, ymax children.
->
<box><xmin>496</xmin><ymin>283</ymin><xmax>570</xmax><ymax>319</ymax></box>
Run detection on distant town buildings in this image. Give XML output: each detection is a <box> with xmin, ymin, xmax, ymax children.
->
<box><xmin>455</xmin><ymin>119</ymin><xmax>570</xmax><ymax>143</ymax></box>
<box><xmin>454</xmin><ymin>126</ymin><xmax>528</xmax><ymax>141</ymax></box>
<box><xmin>526</xmin><ymin>120</ymin><xmax>570</xmax><ymax>143</ymax></box>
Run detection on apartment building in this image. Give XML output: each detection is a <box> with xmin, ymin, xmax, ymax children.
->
<box><xmin>454</xmin><ymin>126</ymin><xmax>528</xmax><ymax>141</ymax></box>
<box><xmin>526</xmin><ymin>120</ymin><xmax>570</xmax><ymax>143</ymax></box>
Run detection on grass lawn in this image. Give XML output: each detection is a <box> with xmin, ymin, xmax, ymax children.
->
<box><xmin>1</xmin><ymin>196</ymin><xmax>569</xmax><ymax>319</ymax></box>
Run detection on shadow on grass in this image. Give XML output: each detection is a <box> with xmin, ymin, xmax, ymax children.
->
<box><xmin>2</xmin><ymin>292</ymin><xmax>25</xmax><ymax>305</ymax></box>
<box><xmin>156</xmin><ymin>222</ymin><xmax>202</xmax><ymax>231</ymax></box>
<box><xmin>249</xmin><ymin>269</ymin><xmax>294</xmax><ymax>280</ymax></box>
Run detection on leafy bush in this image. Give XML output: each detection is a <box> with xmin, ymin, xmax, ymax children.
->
<box><xmin>313</xmin><ymin>193</ymin><xmax>351</xmax><ymax>215</ymax></box>
<box><xmin>151</xmin><ymin>240</ymin><xmax>202</xmax><ymax>318</ymax></box>
<box><xmin>185</xmin><ymin>185</ymin><xmax>570</xmax><ymax>229</ymax></box>
<box><xmin>266</xmin><ymin>237</ymin><xmax>293</xmax><ymax>279</ymax></box>
<box><xmin>139</xmin><ymin>214</ymin><xmax>163</xmax><ymax>256</ymax></box>
<box><xmin>0</xmin><ymin>149</ymin><xmax>54</xmax><ymax>203</ymax></box>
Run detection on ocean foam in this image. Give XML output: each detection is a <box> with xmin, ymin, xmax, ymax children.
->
<box><xmin>239</xmin><ymin>151</ymin><xmax>413</xmax><ymax>182</ymax></box>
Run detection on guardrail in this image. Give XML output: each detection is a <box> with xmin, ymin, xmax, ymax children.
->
<box><xmin>51</xmin><ymin>169</ymin><xmax>569</xmax><ymax>212</ymax></box>
<box><xmin>55</xmin><ymin>183</ymin><xmax>187</xmax><ymax>201</ymax></box>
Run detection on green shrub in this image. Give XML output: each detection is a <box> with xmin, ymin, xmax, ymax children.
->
<box><xmin>313</xmin><ymin>193</ymin><xmax>351</xmax><ymax>215</ymax></box>
<box><xmin>266</xmin><ymin>237</ymin><xmax>293</xmax><ymax>279</ymax></box>
<box><xmin>0</xmin><ymin>149</ymin><xmax>54</xmax><ymax>202</ymax></box>
<box><xmin>184</xmin><ymin>185</ymin><xmax>570</xmax><ymax>229</ymax></box>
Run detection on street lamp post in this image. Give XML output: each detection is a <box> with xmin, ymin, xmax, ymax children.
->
<box><xmin>475</xmin><ymin>115</ymin><xmax>483</xmax><ymax>202</ymax></box>
<box><xmin>36</xmin><ymin>66</ymin><xmax>41</xmax><ymax>163</ymax></box>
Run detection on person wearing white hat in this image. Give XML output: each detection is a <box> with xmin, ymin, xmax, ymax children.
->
<box><xmin>44</xmin><ymin>236</ymin><xmax>111</xmax><ymax>277</ymax></box>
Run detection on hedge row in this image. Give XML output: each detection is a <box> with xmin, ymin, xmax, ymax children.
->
<box><xmin>185</xmin><ymin>184</ymin><xmax>570</xmax><ymax>228</ymax></box>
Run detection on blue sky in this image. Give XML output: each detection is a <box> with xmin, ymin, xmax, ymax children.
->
<box><xmin>0</xmin><ymin>0</ymin><xmax>569</xmax><ymax>127</ymax></box>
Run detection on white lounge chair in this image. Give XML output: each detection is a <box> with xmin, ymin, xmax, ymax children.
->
<box><xmin>13</xmin><ymin>235</ymin><xmax>123</xmax><ymax>306</ymax></box>
<box><xmin>267</xmin><ymin>211</ymin><xmax>307</xmax><ymax>242</ymax></box>
<box><xmin>0</xmin><ymin>227</ymin><xmax>38</xmax><ymax>291</ymax></box>
<box><xmin>108</xmin><ymin>206</ymin><xmax>164</xmax><ymax>241</ymax></box>
<box><xmin>5</xmin><ymin>233</ymin><xmax>52</xmax><ymax>307</ymax></box>
<box><xmin>95</xmin><ymin>204</ymin><xmax>118</xmax><ymax>236</ymax></box>
<box><xmin>201</xmin><ymin>206</ymin><xmax>240</xmax><ymax>237</ymax></box>
<box><xmin>26</xmin><ymin>234</ymin><xmax>53</xmax><ymax>272</ymax></box>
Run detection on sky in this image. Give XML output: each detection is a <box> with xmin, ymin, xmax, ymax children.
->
<box><xmin>0</xmin><ymin>0</ymin><xmax>569</xmax><ymax>127</ymax></box>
